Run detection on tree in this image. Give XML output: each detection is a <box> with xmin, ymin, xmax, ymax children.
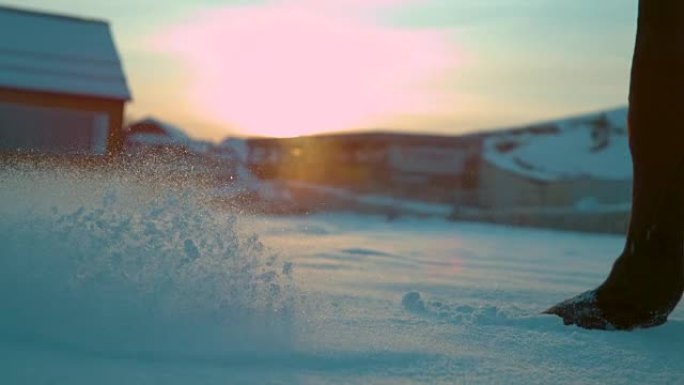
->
<box><xmin>545</xmin><ymin>0</ymin><xmax>684</xmax><ymax>330</ymax></box>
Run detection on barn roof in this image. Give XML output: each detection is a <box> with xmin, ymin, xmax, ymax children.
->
<box><xmin>0</xmin><ymin>5</ymin><xmax>131</xmax><ymax>101</ymax></box>
<box><xmin>126</xmin><ymin>117</ymin><xmax>210</xmax><ymax>153</ymax></box>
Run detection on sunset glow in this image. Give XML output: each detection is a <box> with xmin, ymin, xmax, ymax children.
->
<box><xmin>152</xmin><ymin>0</ymin><xmax>461</xmax><ymax>137</ymax></box>
<box><xmin>3</xmin><ymin>0</ymin><xmax>638</xmax><ymax>139</ymax></box>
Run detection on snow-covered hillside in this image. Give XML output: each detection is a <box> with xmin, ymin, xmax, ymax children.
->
<box><xmin>484</xmin><ymin>107</ymin><xmax>631</xmax><ymax>182</ymax></box>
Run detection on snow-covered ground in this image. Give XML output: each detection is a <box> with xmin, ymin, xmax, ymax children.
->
<box><xmin>1</xmin><ymin>165</ymin><xmax>682</xmax><ymax>385</ymax></box>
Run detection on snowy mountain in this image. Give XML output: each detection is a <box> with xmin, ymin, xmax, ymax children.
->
<box><xmin>483</xmin><ymin>107</ymin><xmax>631</xmax><ymax>182</ymax></box>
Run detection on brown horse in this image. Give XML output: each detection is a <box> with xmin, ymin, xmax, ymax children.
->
<box><xmin>545</xmin><ymin>0</ymin><xmax>684</xmax><ymax>330</ymax></box>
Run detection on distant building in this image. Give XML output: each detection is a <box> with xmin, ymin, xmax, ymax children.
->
<box><xmin>246</xmin><ymin>133</ymin><xmax>389</xmax><ymax>185</ymax></box>
<box><xmin>125</xmin><ymin>117</ymin><xmax>235</xmax><ymax>183</ymax></box>
<box><xmin>124</xmin><ymin>117</ymin><xmax>208</xmax><ymax>155</ymax></box>
<box><xmin>384</xmin><ymin>134</ymin><xmax>481</xmax><ymax>203</ymax></box>
<box><xmin>0</xmin><ymin>5</ymin><xmax>131</xmax><ymax>155</ymax></box>
<box><xmin>246</xmin><ymin>132</ymin><xmax>482</xmax><ymax>203</ymax></box>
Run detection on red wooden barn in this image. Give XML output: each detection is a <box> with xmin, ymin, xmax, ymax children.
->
<box><xmin>0</xmin><ymin>5</ymin><xmax>131</xmax><ymax>155</ymax></box>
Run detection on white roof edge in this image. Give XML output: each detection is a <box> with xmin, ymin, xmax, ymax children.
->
<box><xmin>0</xmin><ymin>5</ymin><xmax>109</xmax><ymax>26</ymax></box>
<box><xmin>106</xmin><ymin>22</ymin><xmax>132</xmax><ymax>101</ymax></box>
<box><xmin>0</xmin><ymin>5</ymin><xmax>132</xmax><ymax>101</ymax></box>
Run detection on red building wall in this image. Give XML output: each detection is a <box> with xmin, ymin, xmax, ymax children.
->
<box><xmin>0</xmin><ymin>87</ymin><xmax>125</xmax><ymax>155</ymax></box>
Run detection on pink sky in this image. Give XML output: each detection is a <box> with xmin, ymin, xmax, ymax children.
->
<box><xmin>152</xmin><ymin>0</ymin><xmax>462</xmax><ymax>137</ymax></box>
<box><xmin>4</xmin><ymin>0</ymin><xmax>636</xmax><ymax>140</ymax></box>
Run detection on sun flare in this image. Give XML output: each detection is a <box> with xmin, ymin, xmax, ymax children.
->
<box><xmin>151</xmin><ymin>0</ymin><xmax>460</xmax><ymax>137</ymax></box>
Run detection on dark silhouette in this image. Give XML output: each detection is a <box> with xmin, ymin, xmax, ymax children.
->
<box><xmin>545</xmin><ymin>0</ymin><xmax>684</xmax><ymax>329</ymax></box>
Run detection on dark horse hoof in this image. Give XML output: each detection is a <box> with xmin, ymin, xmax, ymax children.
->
<box><xmin>544</xmin><ymin>290</ymin><xmax>614</xmax><ymax>330</ymax></box>
<box><xmin>544</xmin><ymin>290</ymin><xmax>669</xmax><ymax>330</ymax></box>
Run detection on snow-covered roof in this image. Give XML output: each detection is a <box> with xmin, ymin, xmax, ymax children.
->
<box><xmin>126</xmin><ymin>117</ymin><xmax>209</xmax><ymax>153</ymax></box>
<box><xmin>483</xmin><ymin>107</ymin><xmax>632</xmax><ymax>182</ymax></box>
<box><xmin>133</xmin><ymin>117</ymin><xmax>191</xmax><ymax>141</ymax></box>
<box><xmin>0</xmin><ymin>5</ymin><xmax>131</xmax><ymax>100</ymax></box>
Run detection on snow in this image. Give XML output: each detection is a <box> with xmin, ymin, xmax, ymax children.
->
<box><xmin>484</xmin><ymin>108</ymin><xmax>632</xmax><ymax>182</ymax></box>
<box><xmin>286</xmin><ymin>181</ymin><xmax>454</xmax><ymax>217</ymax></box>
<box><xmin>1</xmin><ymin>163</ymin><xmax>682</xmax><ymax>384</ymax></box>
<box><xmin>357</xmin><ymin>194</ymin><xmax>453</xmax><ymax>216</ymax></box>
<box><xmin>218</xmin><ymin>138</ymin><xmax>249</xmax><ymax>164</ymax></box>
<box><xmin>215</xmin><ymin>138</ymin><xmax>257</xmax><ymax>187</ymax></box>
<box><xmin>0</xmin><ymin>6</ymin><xmax>130</xmax><ymax>100</ymax></box>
